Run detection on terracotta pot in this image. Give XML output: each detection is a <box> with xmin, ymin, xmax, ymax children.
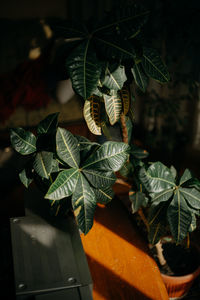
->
<box><xmin>161</xmin><ymin>265</ymin><xmax>200</xmax><ymax>299</ymax></box>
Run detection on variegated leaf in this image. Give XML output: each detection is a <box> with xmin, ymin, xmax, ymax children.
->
<box><xmin>103</xmin><ymin>66</ymin><xmax>127</xmax><ymax>90</ymax></box>
<box><xmin>104</xmin><ymin>90</ymin><xmax>122</xmax><ymax>125</ymax></box>
<box><xmin>83</xmin><ymin>96</ymin><xmax>102</xmax><ymax>135</ymax></box>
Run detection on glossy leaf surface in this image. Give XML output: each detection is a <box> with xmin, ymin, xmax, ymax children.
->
<box><xmin>150</xmin><ymin>189</ymin><xmax>174</xmax><ymax>206</ymax></box>
<box><xmin>10</xmin><ymin>128</ymin><xmax>36</xmax><ymax>155</ymax></box>
<box><xmin>72</xmin><ymin>173</ymin><xmax>96</xmax><ymax>234</ymax></box>
<box><xmin>56</xmin><ymin>127</ymin><xmax>80</xmax><ymax>168</ymax></box>
<box><xmin>93</xmin><ymin>186</ymin><xmax>114</xmax><ymax>204</ymax></box>
<box><xmin>139</xmin><ymin>162</ymin><xmax>175</xmax><ymax>193</ymax></box>
<box><xmin>83</xmin><ymin>169</ymin><xmax>116</xmax><ymax>188</ymax></box>
<box><xmin>167</xmin><ymin>190</ymin><xmax>192</xmax><ymax>243</ymax></box>
<box><xmin>33</xmin><ymin>151</ymin><xmax>54</xmax><ymax>179</ymax></box>
<box><xmin>142</xmin><ymin>47</ymin><xmax>170</xmax><ymax>83</ymax></box>
<box><xmin>179</xmin><ymin>169</ymin><xmax>193</xmax><ymax>186</ymax></box>
<box><xmin>45</xmin><ymin>168</ymin><xmax>79</xmax><ymax>200</ymax></box>
<box><xmin>66</xmin><ymin>40</ymin><xmax>102</xmax><ymax>99</ymax></box>
<box><xmin>19</xmin><ymin>168</ymin><xmax>33</xmax><ymax>188</ymax></box>
<box><xmin>180</xmin><ymin>187</ymin><xmax>200</xmax><ymax>209</ymax></box>
<box><xmin>104</xmin><ymin>90</ymin><xmax>122</xmax><ymax>125</ymax></box>
<box><xmin>37</xmin><ymin>113</ymin><xmax>59</xmax><ymax>135</ymax></box>
<box><xmin>83</xmin><ymin>141</ymin><xmax>130</xmax><ymax>172</ymax></box>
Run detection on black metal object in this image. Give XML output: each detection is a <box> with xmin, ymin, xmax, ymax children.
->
<box><xmin>10</xmin><ymin>187</ymin><xmax>93</xmax><ymax>300</ymax></box>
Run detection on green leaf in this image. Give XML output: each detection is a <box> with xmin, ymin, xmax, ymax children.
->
<box><xmin>183</xmin><ymin>177</ymin><xmax>200</xmax><ymax>190</ymax></box>
<box><xmin>94</xmin><ymin>35</ymin><xmax>135</xmax><ymax>61</ymax></box>
<box><xmin>150</xmin><ymin>189</ymin><xmax>174</xmax><ymax>206</ymax></box>
<box><xmin>75</xmin><ymin>135</ymin><xmax>99</xmax><ymax>151</ymax></box>
<box><xmin>83</xmin><ymin>169</ymin><xmax>116</xmax><ymax>188</ymax></box>
<box><xmin>72</xmin><ymin>173</ymin><xmax>96</xmax><ymax>234</ymax></box>
<box><xmin>51</xmin><ymin>158</ymin><xmax>60</xmax><ymax>173</ymax></box>
<box><xmin>45</xmin><ymin>168</ymin><xmax>79</xmax><ymax>200</ymax></box>
<box><xmin>10</xmin><ymin>128</ymin><xmax>36</xmax><ymax>155</ymax></box>
<box><xmin>141</xmin><ymin>47</ymin><xmax>170</xmax><ymax>83</ymax></box>
<box><xmin>33</xmin><ymin>151</ymin><xmax>54</xmax><ymax>179</ymax></box>
<box><xmin>139</xmin><ymin>162</ymin><xmax>175</xmax><ymax>193</ymax></box>
<box><xmin>66</xmin><ymin>40</ymin><xmax>102</xmax><ymax>99</ymax></box>
<box><xmin>37</xmin><ymin>113</ymin><xmax>59</xmax><ymax>135</ymax></box>
<box><xmin>19</xmin><ymin>168</ymin><xmax>33</xmax><ymax>188</ymax></box>
<box><xmin>129</xmin><ymin>191</ymin><xmax>148</xmax><ymax>214</ymax></box>
<box><xmin>93</xmin><ymin>186</ymin><xmax>114</xmax><ymax>204</ymax></box>
<box><xmin>180</xmin><ymin>187</ymin><xmax>200</xmax><ymax>210</ymax></box>
<box><xmin>83</xmin><ymin>96</ymin><xmax>102</xmax><ymax>135</ymax></box>
<box><xmin>82</xmin><ymin>141</ymin><xmax>130</xmax><ymax>172</ymax></box>
<box><xmin>148</xmin><ymin>203</ymin><xmax>168</xmax><ymax>245</ymax></box>
<box><xmin>167</xmin><ymin>190</ymin><xmax>192</xmax><ymax>243</ymax></box>
<box><xmin>130</xmin><ymin>144</ymin><xmax>149</xmax><ymax>159</ymax></box>
<box><xmin>179</xmin><ymin>169</ymin><xmax>192</xmax><ymax>186</ymax></box>
<box><xmin>104</xmin><ymin>90</ymin><xmax>122</xmax><ymax>125</ymax></box>
<box><xmin>93</xmin><ymin>5</ymin><xmax>149</xmax><ymax>38</ymax></box>
<box><xmin>131</xmin><ymin>63</ymin><xmax>148</xmax><ymax>92</ymax></box>
<box><xmin>56</xmin><ymin>127</ymin><xmax>80</xmax><ymax>168</ymax></box>
<box><xmin>103</xmin><ymin>66</ymin><xmax>127</xmax><ymax>90</ymax></box>
<box><xmin>170</xmin><ymin>166</ymin><xmax>177</xmax><ymax>180</ymax></box>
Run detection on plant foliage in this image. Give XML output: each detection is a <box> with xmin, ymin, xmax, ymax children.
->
<box><xmin>10</xmin><ymin>113</ymin><xmax>130</xmax><ymax>234</ymax></box>
<box><xmin>49</xmin><ymin>3</ymin><xmax>170</xmax><ymax>132</ymax></box>
<box><xmin>137</xmin><ymin>162</ymin><xmax>200</xmax><ymax>244</ymax></box>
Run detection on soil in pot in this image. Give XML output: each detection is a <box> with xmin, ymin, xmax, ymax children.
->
<box><xmin>151</xmin><ymin>242</ymin><xmax>200</xmax><ymax>277</ymax></box>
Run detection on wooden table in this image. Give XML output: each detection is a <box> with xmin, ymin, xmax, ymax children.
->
<box><xmin>81</xmin><ymin>197</ymin><xmax>169</xmax><ymax>300</ymax></box>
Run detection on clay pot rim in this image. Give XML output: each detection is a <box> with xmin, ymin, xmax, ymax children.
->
<box><xmin>161</xmin><ymin>265</ymin><xmax>200</xmax><ymax>282</ymax></box>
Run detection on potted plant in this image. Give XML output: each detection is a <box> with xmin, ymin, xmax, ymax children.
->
<box><xmin>8</xmin><ymin>1</ymin><xmax>200</xmax><ymax>298</ymax></box>
<box><xmin>128</xmin><ymin>161</ymin><xmax>200</xmax><ymax>299</ymax></box>
<box><xmin>10</xmin><ymin>112</ymin><xmax>130</xmax><ymax>234</ymax></box>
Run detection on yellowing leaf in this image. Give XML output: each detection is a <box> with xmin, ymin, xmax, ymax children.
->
<box><xmin>83</xmin><ymin>96</ymin><xmax>102</xmax><ymax>135</ymax></box>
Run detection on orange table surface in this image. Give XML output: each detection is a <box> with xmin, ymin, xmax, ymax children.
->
<box><xmin>81</xmin><ymin>198</ymin><xmax>169</xmax><ymax>300</ymax></box>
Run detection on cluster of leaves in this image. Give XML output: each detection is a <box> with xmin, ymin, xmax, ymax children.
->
<box><xmin>130</xmin><ymin>161</ymin><xmax>200</xmax><ymax>245</ymax></box>
<box><xmin>49</xmin><ymin>3</ymin><xmax>170</xmax><ymax>136</ymax></box>
<box><xmin>10</xmin><ymin>113</ymin><xmax>130</xmax><ymax>234</ymax></box>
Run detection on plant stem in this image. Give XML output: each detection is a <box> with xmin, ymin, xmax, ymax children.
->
<box><xmin>155</xmin><ymin>240</ymin><xmax>166</xmax><ymax>266</ymax></box>
<box><xmin>120</xmin><ymin>113</ymin><xmax>129</xmax><ymax>144</ymax></box>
